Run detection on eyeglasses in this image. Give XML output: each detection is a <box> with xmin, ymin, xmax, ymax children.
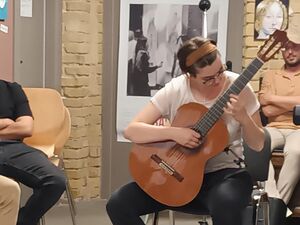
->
<box><xmin>202</xmin><ymin>64</ymin><xmax>227</xmax><ymax>86</ymax></box>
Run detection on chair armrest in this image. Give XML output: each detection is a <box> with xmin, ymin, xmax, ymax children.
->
<box><xmin>293</xmin><ymin>105</ymin><xmax>300</xmax><ymax>125</ymax></box>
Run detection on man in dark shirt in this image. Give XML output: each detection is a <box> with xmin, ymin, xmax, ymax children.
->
<box><xmin>0</xmin><ymin>80</ymin><xmax>66</xmax><ymax>225</ymax></box>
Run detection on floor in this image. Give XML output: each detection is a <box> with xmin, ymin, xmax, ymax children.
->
<box><xmin>42</xmin><ymin>199</ymin><xmax>300</xmax><ymax>225</ymax></box>
<box><xmin>42</xmin><ymin>199</ymin><xmax>212</xmax><ymax>225</ymax></box>
<box><xmin>20</xmin><ymin>184</ymin><xmax>211</xmax><ymax>225</ymax></box>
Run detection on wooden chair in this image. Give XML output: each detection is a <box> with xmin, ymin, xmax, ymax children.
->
<box><xmin>22</xmin><ymin>88</ymin><xmax>77</xmax><ymax>225</ymax></box>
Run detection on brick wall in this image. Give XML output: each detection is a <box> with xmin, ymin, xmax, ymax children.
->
<box><xmin>59</xmin><ymin>0</ymin><xmax>298</xmax><ymax>199</ymax></box>
<box><xmin>243</xmin><ymin>0</ymin><xmax>300</xmax><ymax>93</ymax></box>
<box><xmin>61</xmin><ymin>0</ymin><xmax>103</xmax><ymax>199</ymax></box>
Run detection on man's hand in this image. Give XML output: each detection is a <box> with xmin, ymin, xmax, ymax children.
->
<box><xmin>171</xmin><ymin>127</ymin><xmax>201</xmax><ymax>149</ymax></box>
<box><xmin>0</xmin><ymin>118</ymin><xmax>14</xmax><ymax>130</ymax></box>
<box><xmin>259</xmin><ymin>92</ymin><xmax>274</xmax><ymax>106</ymax></box>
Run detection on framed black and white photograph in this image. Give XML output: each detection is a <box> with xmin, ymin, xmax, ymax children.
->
<box><xmin>254</xmin><ymin>0</ymin><xmax>289</xmax><ymax>40</ymax></box>
<box><xmin>116</xmin><ymin>0</ymin><xmax>229</xmax><ymax>142</ymax></box>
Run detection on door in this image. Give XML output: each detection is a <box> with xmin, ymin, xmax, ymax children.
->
<box><xmin>14</xmin><ymin>0</ymin><xmax>62</xmax><ymax>89</ymax></box>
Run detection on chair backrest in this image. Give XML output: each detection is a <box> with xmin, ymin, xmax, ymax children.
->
<box><xmin>23</xmin><ymin>88</ymin><xmax>71</xmax><ymax>157</ymax></box>
<box><xmin>293</xmin><ymin>105</ymin><xmax>300</xmax><ymax>125</ymax></box>
<box><xmin>243</xmin><ymin>128</ymin><xmax>272</xmax><ymax>182</ymax></box>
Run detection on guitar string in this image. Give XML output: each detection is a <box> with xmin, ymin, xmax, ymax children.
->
<box><xmin>193</xmin><ymin>58</ymin><xmax>263</xmax><ymax>136</ymax></box>
<box><xmin>166</xmin><ymin>58</ymin><xmax>263</xmax><ymax>166</ymax></box>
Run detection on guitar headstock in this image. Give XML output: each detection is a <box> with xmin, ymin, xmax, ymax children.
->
<box><xmin>257</xmin><ymin>30</ymin><xmax>289</xmax><ymax>62</ymax></box>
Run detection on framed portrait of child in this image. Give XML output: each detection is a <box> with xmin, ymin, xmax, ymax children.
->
<box><xmin>254</xmin><ymin>0</ymin><xmax>289</xmax><ymax>40</ymax></box>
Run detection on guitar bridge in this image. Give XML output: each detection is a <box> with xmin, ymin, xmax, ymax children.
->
<box><xmin>151</xmin><ymin>154</ymin><xmax>184</xmax><ymax>182</ymax></box>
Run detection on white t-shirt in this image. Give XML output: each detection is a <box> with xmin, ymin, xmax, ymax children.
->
<box><xmin>151</xmin><ymin>71</ymin><xmax>260</xmax><ymax>173</ymax></box>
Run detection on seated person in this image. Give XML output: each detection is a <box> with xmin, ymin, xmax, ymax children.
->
<box><xmin>106</xmin><ymin>36</ymin><xmax>265</xmax><ymax>225</ymax></box>
<box><xmin>258</xmin><ymin>21</ymin><xmax>300</xmax><ymax>222</ymax></box>
<box><xmin>0</xmin><ymin>175</ymin><xmax>20</xmax><ymax>225</ymax></box>
<box><xmin>0</xmin><ymin>80</ymin><xmax>66</xmax><ymax>225</ymax></box>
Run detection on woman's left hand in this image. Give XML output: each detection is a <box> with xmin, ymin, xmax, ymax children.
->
<box><xmin>223</xmin><ymin>94</ymin><xmax>248</xmax><ymax>124</ymax></box>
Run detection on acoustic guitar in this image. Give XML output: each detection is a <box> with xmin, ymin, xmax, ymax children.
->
<box><xmin>129</xmin><ymin>30</ymin><xmax>288</xmax><ymax>207</ymax></box>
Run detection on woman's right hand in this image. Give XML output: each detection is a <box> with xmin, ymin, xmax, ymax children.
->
<box><xmin>171</xmin><ymin>127</ymin><xmax>201</xmax><ymax>149</ymax></box>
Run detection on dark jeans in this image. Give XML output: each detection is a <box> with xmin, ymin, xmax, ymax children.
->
<box><xmin>0</xmin><ymin>141</ymin><xmax>66</xmax><ymax>225</ymax></box>
<box><xmin>106</xmin><ymin>168</ymin><xmax>253</xmax><ymax>225</ymax></box>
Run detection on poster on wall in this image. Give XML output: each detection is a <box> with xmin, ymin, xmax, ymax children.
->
<box><xmin>254</xmin><ymin>0</ymin><xmax>289</xmax><ymax>40</ymax></box>
<box><xmin>0</xmin><ymin>0</ymin><xmax>8</xmax><ymax>21</ymax></box>
<box><xmin>116</xmin><ymin>0</ymin><xmax>229</xmax><ymax>142</ymax></box>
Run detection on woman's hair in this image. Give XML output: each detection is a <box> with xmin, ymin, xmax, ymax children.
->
<box><xmin>135</xmin><ymin>36</ymin><xmax>148</xmax><ymax>56</ymax></box>
<box><xmin>254</xmin><ymin>0</ymin><xmax>288</xmax><ymax>32</ymax></box>
<box><xmin>177</xmin><ymin>36</ymin><xmax>218</xmax><ymax>77</ymax></box>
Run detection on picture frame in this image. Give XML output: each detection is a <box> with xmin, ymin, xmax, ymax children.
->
<box><xmin>116</xmin><ymin>0</ymin><xmax>229</xmax><ymax>142</ymax></box>
<box><xmin>254</xmin><ymin>0</ymin><xmax>289</xmax><ymax>40</ymax></box>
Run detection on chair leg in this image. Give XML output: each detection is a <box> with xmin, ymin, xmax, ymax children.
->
<box><xmin>198</xmin><ymin>215</ymin><xmax>209</xmax><ymax>225</ymax></box>
<box><xmin>143</xmin><ymin>214</ymin><xmax>150</xmax><ymax>224</ymax></box>
<box><xmin>62</xmin><ymin>159</ymin><xmax>77</xmax><ymax>225</ymax></box>
<box><xmin>40</xmin><ymin>216</ymin><xmax>46</xmax><ymax>225</ymax></box>
<box><xmin>168</xmin><ymin>210</ymin><xmax>175</xmax><ymax>225</ymax></box>
<box><xmin>254</xmin><ymin>191</ymin><xmax>270</xmax><ymax>225</ymax></box>
<box><xmin>66</xmin><ymin>179</ymin><xmax>77</xmax><ymax>225</ymax></box>
<box><xmin>152</xmin><ymin>212</ymin><xmax>159</xmax><ymax>225</ymax></box>
<box><xmin>66</xmin><ymin>178</ymin><xmax>77</xmax><ymax>215</ymax></box>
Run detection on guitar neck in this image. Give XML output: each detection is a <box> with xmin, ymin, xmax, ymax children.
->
<box><xmin>194</xmin><ymin>57</ymin><xmax>264</xmax><ymax>136</ymax></box>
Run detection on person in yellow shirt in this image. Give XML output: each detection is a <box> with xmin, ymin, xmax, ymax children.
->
<box><xmin>259</xmin><ymin>15</ymin><xmax>300</xmax><ymax>224</ymax></box>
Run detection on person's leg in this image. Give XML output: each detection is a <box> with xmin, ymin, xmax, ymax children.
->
<box><xmin>277</xmin><ymin>129</ymin><xmax>300</xmax><ymax>204</ymax></box>
<box><xmin>106</xmin><ymin>182</ymin><xmax>167</xmax><ymax>225</ymax></box>
<box><xmin>264</xmin><ymin>127</ymin><xmax>285</xmax><ymax>199</ymax></box>
<box><xmin>204</xmin><ymin>170</ymin><xmax>252</xmax><ymax>225</ymax></box>
<box><xmin>174</xmin><ymin>169</ymin><xmax>252</xmax><ymax>225</ymax></box>
<box><xmin>0</xmin><ymin>142</ymin><xmax>66</xmax><ymax>225</ymax></box>
<box><xmin>0</xmin><ymin>175</ymin><xmax>20</xmax><ymax>225</ymax></box>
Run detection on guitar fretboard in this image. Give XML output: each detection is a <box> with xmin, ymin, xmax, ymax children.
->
<box><xmin>193</xmin><ymin>57</ymin><xmax>263</xmax><ymax>136</ymax></box>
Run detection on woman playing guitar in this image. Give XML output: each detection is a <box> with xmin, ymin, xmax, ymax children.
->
<box><xmin>106</xmin><ymin>36</ymin><xmax>265</xmax><ymax>225</ymax></box>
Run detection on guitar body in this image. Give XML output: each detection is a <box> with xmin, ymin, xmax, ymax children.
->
<box><xmin>129</xmin><ymin>102</ymin><xmax>229</xmax><ymax>206</ymax></box>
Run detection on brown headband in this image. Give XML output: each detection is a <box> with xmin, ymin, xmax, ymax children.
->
<box><xmin>185</xmin><ymin>41</ymin><xmax>217</xmax><ymax>67</ymax></box>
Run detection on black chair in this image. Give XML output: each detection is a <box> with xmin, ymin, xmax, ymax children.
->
<box><xmin>146</xmin><ymin>128</ymin><xmax>272</xmax><ymax>225</ymax></box>
<box><xmin>293</xmin><ymin>105</ymin><xmax>300</xmax><ymax>125</ymax></box>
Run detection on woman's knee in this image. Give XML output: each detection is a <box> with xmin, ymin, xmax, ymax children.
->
<box><xmin>106</xmin><ymin>193</ymin><xmax>122</xmax><ymax>216</ymax></box>
<box><xmin>106</xmin><ymin>189</ymin><xmax>132</xmax><ymax>217</ymax></box>
<box><xmin>210</xmin><ymin>175</ymin><xmax>252</xmax><ymax>213</ymax></box>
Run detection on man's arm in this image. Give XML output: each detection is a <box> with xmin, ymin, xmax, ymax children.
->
<box><xmin>266</xmin><ymin>95</ymin><xmax>300</xmax><ymax>111</ymax></box>
<box><xmin>261</xmin><ymin>104</ymin><xmax>288</xmax><ymax>117</ymax></box>
<box><xmin>260</xmin><ymin>93</ymin><xmax>300</xmax><ymax>116</ymax></box>
<box><xmin>0</xmin><ymin>118</ymin><xmax>14</xmax><ymax>130</ymax></box>
<box><xmin>0</xmin><ymin>116</ymin><xmax>33</xmax><ymax>140</ymax></box>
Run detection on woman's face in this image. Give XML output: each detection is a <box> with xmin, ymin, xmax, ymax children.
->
<box><xmin>261</xmin><ymin>2</ymin><xmax>283</xmax><ymax>36</ymax></box>
<box><xmin>193</xmin><ymin>56</ymin><xmax>226</xmax><ymax>91</ymax></box>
